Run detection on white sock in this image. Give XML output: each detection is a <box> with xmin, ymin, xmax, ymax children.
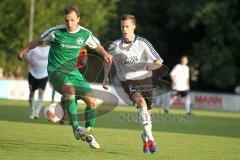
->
<box><xmin>139</xmin><ymin>107</ymin><xmax>154</xmax><ymax>141</ymax></box>
<box><xmin>29</xmin><ymin>96</ymin><xmax>35</xmax><ymax>115</ymax></box>
<box><xmin>185</xmin><ymin>98</ymin><xmax>191</xmax><ymax>113</ymax></box>
<box><xmin>35</xmin><ymin>96</ymin><xmax>43</xmax><ymax>115</ymax></box>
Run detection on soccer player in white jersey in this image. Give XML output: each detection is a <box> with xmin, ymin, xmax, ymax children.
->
<box><xmin>103</xmin><ymin>14</ymin><xmax>163</xmax><ymax>154</ymax></box>
<box><xmin>164</xmin><ymin>55</ymin><xmax>191</xmax><ymax>115</ymax></box>
<box><xmin>18</xmin><ymin>6</ymin><xmax>112</xmax><ymax>149</ymax></box>
<box><xmin>23</xmin><ymin>41</ymin><xmax>50</xmax><ymax>119</ymax></box>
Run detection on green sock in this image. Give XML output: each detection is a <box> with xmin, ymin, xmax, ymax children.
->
<box><xmin>65</xmin><ymin>98</ymin><xmax>79</xmax><ymax>130</ymax></box>
<box><xmin>85</xmin><ymin>107</ymin><xmax>97</xmax><ymax>128</ymax></box>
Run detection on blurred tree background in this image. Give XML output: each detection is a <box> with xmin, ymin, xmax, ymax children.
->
<box><xmin>0</xmin><ymin>0</ymin><xmax>239</xmax><ymax>92</ymax></box>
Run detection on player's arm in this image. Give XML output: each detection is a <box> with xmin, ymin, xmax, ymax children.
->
<box><xmin>170</xmin><ymin>65</ymin><xmax>177</xmax><ymax>84</ymax></box>
<box><xmin>17</xmin><ymin>39</ymin><xmax>43</xmax><ymax>61</ymax></box>
<box><xmin>102</xmin><ymin>60</ymin><xmax>112</xmax><ymax>90</ymax></box>
<box><xmin>187</xmin><ymin>67</ymin><xmax>190</xmax><ymax>89</ymax></box>
<box><xmin>146</xmin><ymin>59</ymin><xmax>164</xmax><ymax>71</ymax></box>
<box><xmin>141</xmin><ymin>38</ymin><xmax>164</xmax><ymax>71</ymax></box>
<box><xmin>94</xmin><ymin>45</ymin><xmax>112</xmax><ymax>63</ymax></box>
<box><xmin>187</xmin><ymin>79</ymin><xmax>190</xmax><ymax>89</ymax></box>
<box><xmin>85</xmin><ymin>34</ymin><xmax>112</xmax><ymax>63</ymax></box>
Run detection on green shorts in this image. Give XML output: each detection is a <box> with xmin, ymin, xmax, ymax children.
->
<box><xmin>49</xmin><ymin>69</ymin><xmax>92</xmax><ymax>96</ymax></box>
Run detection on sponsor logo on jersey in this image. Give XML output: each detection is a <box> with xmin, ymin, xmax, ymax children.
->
<box><xmin>122</xmin><ymin>56</ymin><xmax>138</xmax><ymax>64</ymax></box>
<box><xmin>60</xmin><ymin>43</ymin><xmax>82</xmax><ymax>49</ymax></box>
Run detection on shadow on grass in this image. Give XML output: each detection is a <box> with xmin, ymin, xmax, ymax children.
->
<box><xmin>0</xmin><ymin>100</ymin><xmax>239</xmax><ymax>139</ymax></box>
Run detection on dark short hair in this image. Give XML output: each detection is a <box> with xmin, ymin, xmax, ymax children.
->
<box><xmin>63</xmin><ymin>6</ymin><xmax>80</xmax><ymax>17</ymax></box>
<box><xmin>121</xmin><ymin>14</ymin><xmax>136</xmax><ymax>25</ymax></box>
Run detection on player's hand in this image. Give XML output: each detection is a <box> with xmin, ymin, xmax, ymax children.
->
<box><xmin>103</xmin><ymin>78</ymin><xmax>109</xmax><ymax>90</ymax></box>
<box><xmin>104</xmin><ymin>53</ymin><xmax>113</xmax><ymax>63</ymax></box>
<box><xmin>154</xmin><ymin>59</ymin><xmax>163</xmax><ymax>66</ymax></box>
<box><xmin>17</xmin><ymin>52</ymin><xmax>24</xmax><ymax>61</ymax></box>
<box><xmin>146</xmin><ymin>59</ymin><xmax>164</xmax><ymax>71</ymax></box>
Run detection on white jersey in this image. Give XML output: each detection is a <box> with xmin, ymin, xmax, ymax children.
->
<box><xmin>170</xmin><ymin>64</ymin><xmax>189</xmax><ymax>91</ymax></box>
<box><xmin>25</xmin><ymin>45</ymin><xmax>50</xmax><ymax>79</ymax></box>
<box><xmin>108</xmin><ymin>36</ymin><xmax>161</xmax><ymax>81</ymax></box>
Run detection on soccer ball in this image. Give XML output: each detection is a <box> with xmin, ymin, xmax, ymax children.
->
<box><xmin>44</xmin><ymin>103</ymin><xmax>64</xmax><ymax>123</ymax></box>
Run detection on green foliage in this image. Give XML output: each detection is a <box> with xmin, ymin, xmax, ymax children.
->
<box><xmin>189</xmin><ymin>0</ymin><xmax>240</xmax><ymax>88</ymax></box>
<box><xmin>0</xmin><ymin>0</ymin><xmax>118</xmax><ymax>76</ymax></box>
<box><xmin>0</xmin><ymin>0</ymin><xmax>28</xmax><ymax>72</ymax></box>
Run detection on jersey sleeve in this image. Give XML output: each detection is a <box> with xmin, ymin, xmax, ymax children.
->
<box><xmin>41</xmin><ymin>28</ymin><xmax>55</xmax><ymax>41</ymax></box>
<box><xmin>170</xmin><ymin>65</ymin><xmax>178</xmax><ymax>77</ymax></box>
<box><xmin>141</xmin><ymin>38</ymin><xmax>161</xmax><ymax>63</ymax></box>
<box><xmin>107</xmin><ymin>42</ymin><xmax>117</xmax><ymax>55</ymax></box>
<box><xmin>40</xmin><ymin>24</ymin><xmax>65</xmax><ymax>41</ymax></box>
<box><xmin>85</xmin><ymin>34</ymin><xmax>100</xmax><ymax>49</ymax></box>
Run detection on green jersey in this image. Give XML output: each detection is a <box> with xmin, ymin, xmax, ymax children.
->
<box><xmin>41</xmin><ymin>24</ymin><xmax>100</xmax><ymax>95</ymax></box>
<box><xmin>41</xmin><ymin>24</ymin><xmax>100</xmax><ymax>75</ymax></box>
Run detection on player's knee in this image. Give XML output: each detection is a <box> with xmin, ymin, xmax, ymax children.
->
<box><xmin>62</xmin><ymin>84</ymin><xmax>75</xmax><ymax>98</ymax></box>
<box><xmin>85</xmin><ymin>97</ymin><xmax>97</xmax><ymax>108</ymax></box>
<box><xmin>135</xmin><ymin>97</ymin><xmax>147</xmax><ymax>108</ymax></box>
<box><xmin>29</xmin><ymin>91</ymin><xmax>34</xmax><ymax>97</ymax></box>
<box><xmin>38</xmin><ymin>89</ymin><xmax>44</xmax><ymax>97</ymax></box>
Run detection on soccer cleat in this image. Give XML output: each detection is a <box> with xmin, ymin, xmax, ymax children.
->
<box><xmin>34</xmin><ymin>113</ymin><xmax>39</xmax><ymax>119</ymax></box>
<box><xmin>141</xmin><ymin>133</ymin><xmax>150</xmax><ymax>154</ymax></box>
<box><xmin>148</xmin><ymin>140</ymin><xmax>158</xmax><ymax>153</ymax></box>
<box><xmin>29</xmin><ymin>114</ymin><xmax>35</xmax><ymax>119</ymax></box>
<box><xmin>164</xmin><ymin>109</ymin><xmax>169</xmax><ymax>114</ymax></box>
<box><xmin>74</xmin><ymin>127</ymin><xmax>91</xmax><ymax>140</ymax></box>
<box><xmin>83</xmin><ymin>134</ymin><xmax>100</xmax><ymax>149</ymax></box>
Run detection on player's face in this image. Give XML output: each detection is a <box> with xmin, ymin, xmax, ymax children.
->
<box><xmin>121</xmin><ymin>19</ymin><xmax>136</xmax><ymax>41</ymax></box>
<box><xmin>64</xmin><ymin>11</ymin><xmax>80</xmax><ymax>32</ymax></box>
<box><xmin>181</xmin><ymin>57</ymin><xmax>188</xmax><ymax>65</ymax></box>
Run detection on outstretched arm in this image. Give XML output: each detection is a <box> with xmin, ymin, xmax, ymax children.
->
<box><xmin>94</xmin><ymin>45</ymin><xmax>113</xmax><ymax>63</ymax></box>
<box><xmin>17</xmin><ymin>39</ymin><xmax>43</xmax><ymax>61</ymax></box>
<box><xmin>103</xmin><ymin>60</ymin><xmax>112</xmax><ymax>90</ymax></box>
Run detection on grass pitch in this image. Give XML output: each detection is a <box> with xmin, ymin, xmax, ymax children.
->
<box><xmin>0</xmin><ymin>99</ymin><xmax>239</xmax><ymax>160</ymax></box>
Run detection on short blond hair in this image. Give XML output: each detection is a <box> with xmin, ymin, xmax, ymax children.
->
<box><xmin>121</xmin><ymin>14</ymin><xmax>136</xmax><ymax>25</ymax></box>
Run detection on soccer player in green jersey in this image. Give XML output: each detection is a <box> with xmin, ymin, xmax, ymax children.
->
<box><xmin>17</xmin><ymin>6</ymin><xmax>112</xmax><ymax>149</ymax></box>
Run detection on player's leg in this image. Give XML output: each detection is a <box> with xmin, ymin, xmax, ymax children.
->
<box><xmin>28</xmin><ymin>73</ymin><xmax>36</xmax><ymax>119</ymax></box>
<box><xmin>81</xmin><ymin>93</ymin><xmax>97</xmax><ymax>128</ymax></box>
<box><xmin>164</xmin><ymin>91</ymin><xmax>178</xmax><ymax>113</ymax></box>
<box><xmin>185</xmin><ymin>93</ymin><xmax>191</xmax><ymax>115</ymax></box>
<box><xmin>29</xmin><ymin>91</ymin><xmax>35</xmax><ymax>119</ymax></box>
<box><xmin>61</xmin><ymin>83</ymin><xmax>91</xmax><ymax>140</ymax></box>
<box><xmin>61</xmin><ymin>83</ymin><xmax>79</xmax><ymax>130</ymax></box>
<box><xmin>51</xmin><ymin>89</ymin><xmax>55</xmax><ymax>103</ymax></box>
<box><xmin>48</xmin><ymin>70</ymin><xmax>90</xmax><ymax>140</ymax></box>
<box><xmin>35</xmin><ymin>77</ymin><xmax>48</xmax><ymax>118</ymax></box>
<box><xmin>34</xmin><ymin>88</ymin><xmax>44</xmax><ymax>119</ymax></box>
<box><xmin>131</xmin><ymin>92</ymin><xmax>157</xmax><ymax>154</ymax></box>
<box><xmin>80</xmin><ymin>93</ymin><xmax>100</xmax><ymax>149</ymax></box>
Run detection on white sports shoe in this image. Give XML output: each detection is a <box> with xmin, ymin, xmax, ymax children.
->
<box><xmin>74</xmin><ymin>127</ymin><xmax>91</xmax><ymax>140</ymax></box>
<box><xmin>29</xmin><ymin>114</ymin><xmax>35</xmax><ymax>119</ymax></box>
<box><xmin>29</xmin><ymin>108</ymin><xmax>35</xmax><ymax>119</ymax></box>
<box><xmin>83</xmin><ymin>134</ymin><xmax>100</xmax><ymax>149</ymax></box>
<box><xmin>34</xmin><ymin>113</ymin><xmax>40</xmax><ymax>119</ymax></box>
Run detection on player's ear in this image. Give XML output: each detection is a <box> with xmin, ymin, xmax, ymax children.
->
<box><xmin>133</xmin><ymin>23</ymin><xmax>136</xmax><ymax>30</ymax></box>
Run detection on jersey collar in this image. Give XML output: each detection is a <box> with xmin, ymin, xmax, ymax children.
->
<box><xmin>67</xmin><ymin>25</ymin><xmax>81</xmax><ymax>33</ymax></box>
<box><xmin>121</xmin><ymin>34</ymin><xmax>137</xmax><ymax>44</ymax></box>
